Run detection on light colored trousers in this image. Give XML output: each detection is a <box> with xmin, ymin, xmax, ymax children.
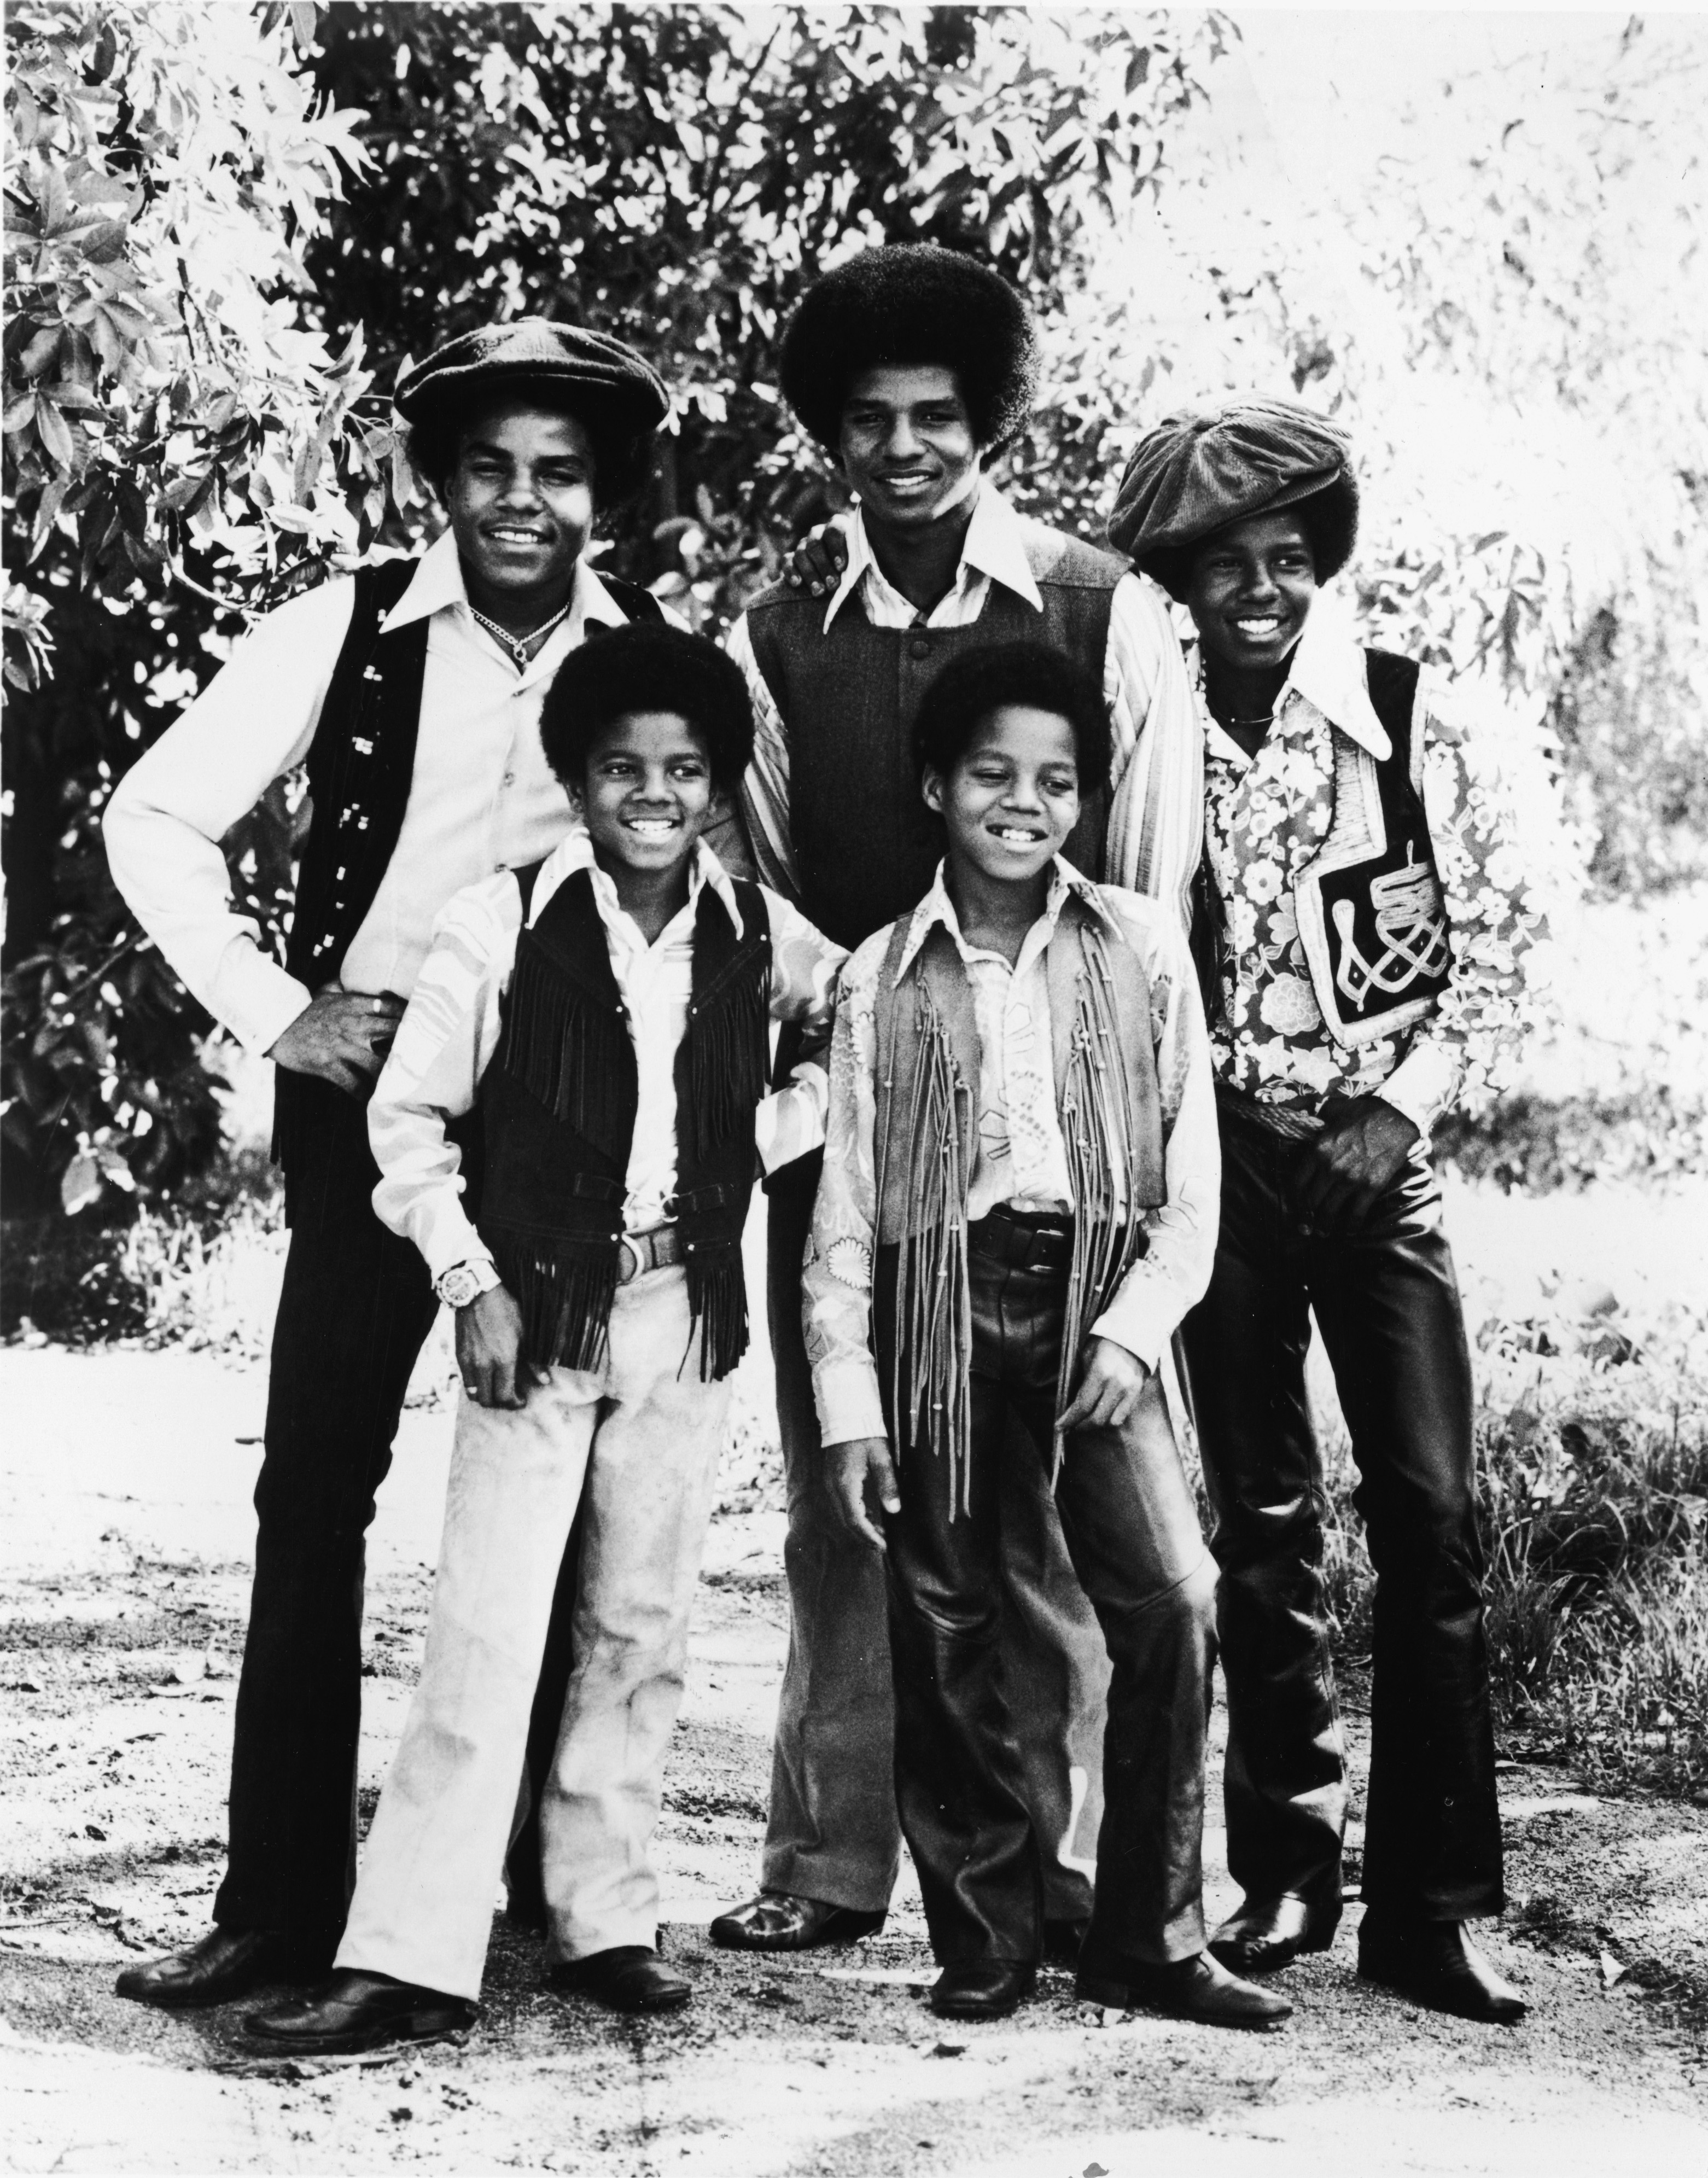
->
<box><xmin>337</xmin><ymin>1265</ymin><xmax>728</xmax><ymax>2002</ymax></box>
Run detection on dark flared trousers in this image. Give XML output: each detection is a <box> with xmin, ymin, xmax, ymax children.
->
<box><xmin>1179</xmin><ymin>1102</ymin><xmax>1505</xmax><ymax>1925</ymax></box>
<box><xmin>757</xmin><ymin>1159</ymin><xmax>1112</xmax><ymax>1923</ymax></box>
<box><xmin>882</xmin><ymin>1222</ymin><xmax>1216</xmax><ymax>1969</ymax></box>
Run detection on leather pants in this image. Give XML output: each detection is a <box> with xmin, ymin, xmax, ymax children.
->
<box><xmin>1180</xmin><ymin>1103</ymin><xmax>1505</xmax><ymax>1923</ymax></box>
<box><xmin>879</xmin><ymin>1217</ymin><xmax>1216</xmax><ymax>1968</ymax></box>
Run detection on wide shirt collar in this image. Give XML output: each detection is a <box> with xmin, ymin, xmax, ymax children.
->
<box><xmin>380</xmin><ymin>530</ymin><xmax>631</xmax><ymax>679</ymax></box>
<box><xmin>822</xmin><ymin>482</ymin><xmax>1045</xmax><ymax>631</ymax></box>
<box><xmin>894</xmin><ymin>854</ymin><xmax>1118</xmax><ymax>982</ymax></box>
<box><xmin>528</xmin><ymin>827</ymin><xmax>745</xmax><ymax>942</ymax></box>
<box><xmin>1197</xmin><ymin>599</ymin><xmax>1392</xmax><ymax>772</ymax></box>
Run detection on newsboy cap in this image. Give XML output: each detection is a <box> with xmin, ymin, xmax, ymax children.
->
<box><xmin>395</xmin><ymin>319</ymin><xmax>669</xmax><ymax>501</ymax></box>
<box><xmin>1106</xmin><ymin>398</ymin><xmax>1356</xmax><ymax>573</ymax></box>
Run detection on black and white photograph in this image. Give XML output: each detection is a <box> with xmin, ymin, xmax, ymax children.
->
<box><xmin>2</xmin><ymin>3</ymin><xmax>1705</xmax><ymax>2171</ymax></box>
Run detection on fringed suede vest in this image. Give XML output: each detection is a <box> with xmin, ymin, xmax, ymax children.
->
<box><xmin>476</xmin><ymin>866</ymin><xmax>771</xmax><ymax>1383</ymax></box>
<box><xmin>871</xmin><ymin>892</ymin><xmax>1167</xmax><ymax>1511</ymax></box>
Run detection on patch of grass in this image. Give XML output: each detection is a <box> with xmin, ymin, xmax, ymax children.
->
<box><xmin>2</xmin><ymin>1141</ymin><xmax>284</xmax><ymax>1351</ymax></box>
<box><xmin>1318</xmin><ymin>1298</ymin><xmax>1708</xmax><ymax>1795</ymax></box>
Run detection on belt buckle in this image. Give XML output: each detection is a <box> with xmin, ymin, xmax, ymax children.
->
<box><xmin>617</xmin><ymin>1233</ymin><xmax>645</xmax><ymax>1285</ymax></box>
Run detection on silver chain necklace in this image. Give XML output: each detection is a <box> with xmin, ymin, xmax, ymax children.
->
<box><xmin>469</xmin><ymin>596</ymin><xmax>573</xmax><ymax>669</ymax></box>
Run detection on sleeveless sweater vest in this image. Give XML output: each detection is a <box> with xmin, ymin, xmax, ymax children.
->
<box><xmin>477</xmin><ymin>866</ymin><xmax>771</xmax><ymax>1383</ymax></box>
<box><xmin>745</xmin><ymin>526</ymin><xmax>1126</xmax><ymax>950</ymax></box>
<box><xmin>271</xmin><ymin>559</ymin><xmax>662</xmax><ymax>1224</ymax></box>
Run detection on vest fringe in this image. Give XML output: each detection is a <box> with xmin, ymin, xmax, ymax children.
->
<box><xmin>488</xmin><ymin>1230</ymin><xmax>621</xmax><ymax>1376</ymax></box>
<box><xmin>883</xmin><ymin>977</ymin><xmax>974</xmax><ymax>1518</ymax></box>
<box><xmin>498</xmin><ymin>934</ymin><xmax>633</xmax><ymax>1154</ymax></box>
<box><xmin>1054</xmin><ymin>931</ymin><xmax>1146</xmax><ymax>1482</ymax></box>
<box><xmin>684</xmin><ymin>1237</ymin><xmax>750</xmax><ymax>1383</ymax></box>
<box><xmin>686</xmin><ymin>951</ymin><xmax>771</xmax><ymax>1156</ymax></box>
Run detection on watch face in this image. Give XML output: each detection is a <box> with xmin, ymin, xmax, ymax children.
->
<box><xmin>440</xmin><ymin>1268</ymin><xmax>478</xmax><ymax>1308</ymax></box>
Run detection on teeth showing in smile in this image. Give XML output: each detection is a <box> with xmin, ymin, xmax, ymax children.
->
<box><xmin>994</xmin><ymin>828</ymin><xmax>1041</xmax><ymax>845</ymax></box>
<box><xmin>490</xmin><ymin>527</ymin><xmax>546</xmax><ymax>542</ymax></box>
<box><xmin>1235</xmin><ymin>616</ymin><xmax>1282</xmax><ymax>636</ymax></box>
<box><xmin>625</xmin><ymin>819</ymin><xmax>677</xmax><ymax>837</ymax></box>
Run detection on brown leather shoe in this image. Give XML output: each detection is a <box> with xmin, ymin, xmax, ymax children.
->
<box><xmin>931</xmin><ymin>1959</ymin><xmax>1036</xmax><ymax>2019</ymax></box>
<box><xmin>115</xmin><ymin>1926</ymin><xmax>312</xmax><ymax>2010</ymax></box>
<box><xmin>245</xmin><ymin>1970</ymin><xmax>475</xmax><ymax>2054</ymax></box>
<box><xmin>1358</xmin><ymin>1910</ymin><xmax>1528</xmax><ymax>2024</ymax></box>
<box><xmin>1209</xmin><ymin>1894</ymin><xmax>1339</xmax><ymax>1976</ymax></box>
<box><xmin>708</xmin><ymin>1892</ymin><xmax>885</xmax><ymax>1952</ymax></box>
<box><xmin>551</xmin><ymin>1946</ymin><xmax>691</xmax><ymax>2013</ymax></box>
<box><xmin>1077</xmin><ymin>1949</ymin><xmax>1293</xmax><ymax>2029</ymax></box>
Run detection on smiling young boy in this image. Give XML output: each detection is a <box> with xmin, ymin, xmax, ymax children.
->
<box><xmin>244</xmin><ymin>625</ymin><xmax>844</xmax><ymax>2052</ymax></box>
<box><xmin>802</xmin><ymin>640</ymin><xmax>1285</xmax><ymax>2029</ymax></box>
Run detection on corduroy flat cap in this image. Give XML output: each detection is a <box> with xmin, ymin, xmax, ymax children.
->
<box><xmin>1106</xmin><ymin>398</ymin><xmax>1354</xmax><ymax>562</ymax></box>
<box><xmin>394</xmin><ymin>318</ymin><xmax>668</xmax><ymax>433</ymax></box>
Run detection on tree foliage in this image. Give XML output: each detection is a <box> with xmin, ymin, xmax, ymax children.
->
<box><xmin>3</xmin><ymin>3</ymin><xmax>1701</xmax><ymax>1224</ymax></box>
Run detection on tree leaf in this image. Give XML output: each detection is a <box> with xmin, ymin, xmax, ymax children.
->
<box><xmin>34</xmin><ymin>395</ymin><xmax>74</xmax><ymax>471</ymax></box>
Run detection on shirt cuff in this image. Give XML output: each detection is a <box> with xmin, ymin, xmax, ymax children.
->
<box><xmin>812</xmin><ymin>1357</ymin><xmax>889</xmax><ymax>1448</ymax></box>
<box><xmin>235</xmin><ymin>958</ymin><xmax>315</xmax><ymax>1061</ymax></box>
<box><xmin>754</xmin><ymin>1076</ymin><xmax>829</xmax><ymax>1174</ymax></box>
<box><xmin>1089</xmin><ymin>1266</ymin><xmax>1181</xmax><ymax>1375</ymax></box>
<box><xmin>399</xmin><ymin>1192</ymin><xmax>495</xmax><ymax>1286</ymax></box>
<box><xmin>1375</xmin><ymin>1039</ymin><xmax>1461</xmax><ymax>1140</ymax></box>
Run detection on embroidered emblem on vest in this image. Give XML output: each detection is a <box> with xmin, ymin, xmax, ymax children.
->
<box><xmin>1326</xmin><ymin>836</ymin><xmax>1450</xmax><ymax>1015</ymax></box>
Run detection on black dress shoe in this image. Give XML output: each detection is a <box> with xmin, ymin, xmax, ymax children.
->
<box><xmin>245</xmin><ymin>1970</ymin><xmax>475</xmax><ymax>2055</ymax></box>
<box><xmin>930</xmin><ymin>1959</ymin><xmax>1036</xmax><ymax>2020</ymax></box>
<box><xmin>1357</xmin><ymin>1910</ymin><xmax>1528</xmax><ymax>2024</ymax></box>
<box><xmin>1042</xmin><ymin>1918</ymin><xmax>1088</xmax><ymax>1967</ymax></box>
<box><xmin>115</xmin><ymin>1926</ymin><xmax>314</xmax><ymax>2010</ymax></box>
<box><xmin>708</xmin><ymin>1892</ymin><xmax>885</xmax><ymax>1952</ymax></box>
<box><xmin>1209</xmin><ymin>1894</ymin><xmax>1339</xmax><ymax>1976</ymax></box>
<box><xmin>551</xmin><ymin>1946</ymin><xmax>691</xmax><ymax>2013</ymax></box>
<box><xmin>1077</xmin><ymin>1949</ymin><xmax>1292</xmax><ymax>2030</ymax></box>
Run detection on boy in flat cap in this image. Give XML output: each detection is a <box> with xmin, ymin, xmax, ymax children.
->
<box><xmin>710</xmin><ymin>244</ymin><xmax>1203</xmax><ymax>1959</ymax></box>
<box><xmin>105</xmin><ymin>319</ymin><xmax>672</xmax><ymax>2008</ymax></box>
<box><xmin>1107</xmin><ymin>398</ymin><xmax>1544</xmax><ymax>2023</ymax></box>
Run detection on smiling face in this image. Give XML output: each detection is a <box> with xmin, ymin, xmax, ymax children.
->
<box><xmin>923</xmin><ymin>702</ymin><xmax>1081</xmax><ymax>893</ymax></box>
<box><xmin>570</xmin><ymin>709</ymin><xmax>719</xmax><ymax>883</ymax></box>
<box><xmin>837</xmin><ymin>363</ymin><xmax>982</xmax><ymax>536</ymax></box>
<box><xmin>1181</xmin><ymin>509</ymin><xmax>1319</xmax><ymax>678</ymax></box>
<box><xmin>444</xmin><ymin>398</ymin><xmax>596</xmax><ymax>602</ymax></box>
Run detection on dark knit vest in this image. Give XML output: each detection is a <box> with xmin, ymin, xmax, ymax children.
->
<box><xmin>745</xmin><ymin>525</ymin><xmax>1126</xmax><ymax>951</ymax></box>
<box><xmin>476</xmin><ymin>866</ymin><xmax>771</xmax><ymax>1383</ymax></box>
<box><xmin>271</xmin><ymin>559</ymin><xmax>662</xmax><ymax>1226</ymax></box>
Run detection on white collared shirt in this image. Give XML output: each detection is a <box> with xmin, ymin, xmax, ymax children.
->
<box><xmin>802</xmin><ymin>857</ymin><xmax>1220</xmax><ymax>1447</ymax></box>
<box><xmin>103</xmin><ymin>532</ymin><xmax>643</xmax><ymax>1057</ymax></box>
<box><xmin>368</xmin><ymin>831</ymin><xmax>846</xmax><ymax>1279</ymax></box>
<box><xmin>722</xmin><ymin>485</ymin><xmax>1200</xmax><ymax>909</ymax></box>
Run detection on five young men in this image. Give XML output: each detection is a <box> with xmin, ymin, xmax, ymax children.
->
<box><xmin>104</xmin><ymin>249</ymin><xmax>1541</xmax><ymax>2039</ymax></box>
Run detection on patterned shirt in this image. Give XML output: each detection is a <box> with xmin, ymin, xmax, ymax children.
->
<box><xmin>1197</xmin><ymin>616</ymin><xmax>1544</xmax><ymax>1132</ymax></box>
<box><xmin>368</xmin><ymin>832</ymin><xmax>845</xmax><ymax>1282</ymax></box>
<box><xmin>803</xmin><ymin>859</ymin><xmax>1219</xmax><ymax>1448</ymax></box>
<box><xmin>722</xmin><ymin>484</ymin><xmax>1203</xmax><ymax>905</ymax></box>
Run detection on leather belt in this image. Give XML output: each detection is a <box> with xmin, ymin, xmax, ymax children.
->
<box><xmin>617</xmin><ymin>1222</ymin><xmax>684</xmax><ymax>1284</ymax></box>
<box><xmin>967</xmin><ymin>1204</ymin><xmax>1074</xmax><ymax>1273</ymax></box>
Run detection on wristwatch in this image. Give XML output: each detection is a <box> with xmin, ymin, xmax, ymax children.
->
<box><xmin>435</xmin><ymin>1260</ymin><xmax>499</xmax><ymax>1310</ymax></box>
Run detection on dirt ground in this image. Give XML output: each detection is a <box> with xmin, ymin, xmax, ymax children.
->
<box><xmin>2</xmin><ymin>1337</ymin><xmax>1706</xmax><ymax>2178</ymax></box>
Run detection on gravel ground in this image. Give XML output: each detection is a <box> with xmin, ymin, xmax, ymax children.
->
<box><xmin>2</xmin><ymin>1341</ymin><xmax>1706</xmax><ymax>2177</ymax></box>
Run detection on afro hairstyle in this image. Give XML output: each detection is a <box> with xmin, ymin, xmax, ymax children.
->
<box><xmin>1138</xmin><ymin>475</ymin><xmax>1361</xmax><ymax>603</ymax></box>
<box><xmin>538</xmin><ymin>622</ymin><xmax>755</xmax><ymax>793</ymax></box>
<box><xmin>407</xmin><ymin>382</ymin><xmax>658</xmax><ymax>508</ymax></box>
<box><xmin>914</xmin><ymin>641</ymin><xmax>1112</xmax><ymax>802</ymax></box>
<box><xmin>780</xmin><ymin>244</ymin><xmax>1039</xmax><ymax>455</ymax></box>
